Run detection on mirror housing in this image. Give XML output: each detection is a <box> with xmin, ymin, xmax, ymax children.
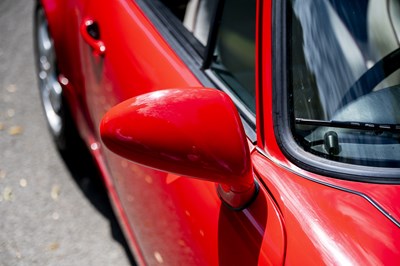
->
<box><xmin>100</xmin><ymin>88</ymin><xmax>257</xmax><ymax>209</ymax></box>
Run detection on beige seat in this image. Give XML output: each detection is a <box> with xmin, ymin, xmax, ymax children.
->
<box><xmin>183</xmin><ymin>0</ymin><xmax>216</xmax><ymax>45</ymax></box>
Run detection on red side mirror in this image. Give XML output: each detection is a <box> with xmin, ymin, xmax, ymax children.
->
<box><xmin>100</xmin><ymin>88</ymin><xmax>257</xmax><ymax>209</ymax></box>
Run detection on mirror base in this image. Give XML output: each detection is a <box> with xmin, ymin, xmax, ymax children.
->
<box><xmin>217</xmin><ymin>181</ymin><xmax>259</xmax><ymax>211</ymax></box>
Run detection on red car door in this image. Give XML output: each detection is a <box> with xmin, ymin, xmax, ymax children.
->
<box><xmin>78</xmin><ymin>0</ymin><xmax>285</xmax><ymax>265</ymax></box>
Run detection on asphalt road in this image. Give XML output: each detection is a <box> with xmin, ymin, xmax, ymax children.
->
<box><xmin>0</xmin><ymin>1</ymin><xmax>134</xmax><ymax>265</ymax></box>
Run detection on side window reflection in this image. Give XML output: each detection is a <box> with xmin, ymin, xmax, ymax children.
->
<box><xmin>211</xmin><ymin>0</ymin><xmax>257</xmax><ymax>113</ymax></box>
<box><xmin>158</xmin><ymin>0</ymin><xmax>257</xmax><ymax>114</ymax></box>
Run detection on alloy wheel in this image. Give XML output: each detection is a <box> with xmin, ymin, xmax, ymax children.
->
<box><xmin>35</xmin><ymin>8</ymin><xmax>63</xmax><ymax>137</ymax></box>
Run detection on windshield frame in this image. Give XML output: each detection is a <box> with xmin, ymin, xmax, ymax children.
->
<box><xmin>272</xmin><ymin>0</ymin><xmax>400</xmax><ymax>183</ymax></box>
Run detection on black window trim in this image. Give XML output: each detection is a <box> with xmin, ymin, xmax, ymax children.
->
<box><xmin>272</xmin><ymin>0</ymin><xmax>400</xmax><ymax>183</ymax></box>
<box><xmin>134</xmin><ymin>0</ymin><xmax>257</xmax><ymax>142</ymax></box>
<box><xmin>135</xmin><ymin>0</ymin><xmax>206</xmax><ymax>71</ymax></box>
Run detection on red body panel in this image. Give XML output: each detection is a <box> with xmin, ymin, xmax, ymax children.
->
<box><xmin>40</xmin><ymin>0</ymin><xmax>400</xmax><ymax>264</ymax></box>
<box><xmin>253</xmin><ymin>152</ymin><xmax>400</xmax><ymax>265</ymax></box>
<box><xmin>258</xmin><ymin>1</ymin><xmax>400</xmax><ymax>264</ymax></box>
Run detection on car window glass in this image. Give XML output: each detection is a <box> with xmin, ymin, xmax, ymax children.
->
<box><xmin>156</xmin><ymin>0</ymin><xmax>257</xmax><ymax>119</ymax></box>
<box><xmin>289</xmin><ymin>0</ymin><xmax>400</xmax><ymax>167</ymax></box>
<box><xmin>160</xmin><ymin>0</ymin><xmax>218</xmax><ymax>45</ymax></box>
<box><xmin>210</xmin><ymin>0</ymin><xmax>256</xmax><ymax>113</ymax></box>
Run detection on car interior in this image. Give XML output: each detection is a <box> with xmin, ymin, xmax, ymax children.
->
<box><xmin>367</xmin><ymin>0</ymin><xmax>400</xmax><ymax>91</ymax></box>
<box><xmin>160</xmin><ymin>0</ymin><xmax>256</xmax><ymax>112</ymax></box>
<box><xmin>292</xmin><ymin>0</ymin><xmax>400</xmax><ymax>121</ymax></box>
<box><xmin>290</xmin><ymin>0</ymin><xmax>400</xmax><ymax>163</ymax></box>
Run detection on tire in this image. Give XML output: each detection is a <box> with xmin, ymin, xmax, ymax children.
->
<box><xmin>34</xmin><ymin>4</ymin><xmax>79</xmax><ymax>152</ymax></box>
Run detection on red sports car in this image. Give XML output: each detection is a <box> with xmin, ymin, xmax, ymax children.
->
<box><xmin>34</xmin><ymin>0</ymin><xmax>400</xmax><ymax>264</ymax></box>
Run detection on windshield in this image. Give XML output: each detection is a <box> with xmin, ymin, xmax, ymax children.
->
<box><xmin>289</xmin><ymin>0</ymin><xmax>400</xmax><ymax>167</ymax></box>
